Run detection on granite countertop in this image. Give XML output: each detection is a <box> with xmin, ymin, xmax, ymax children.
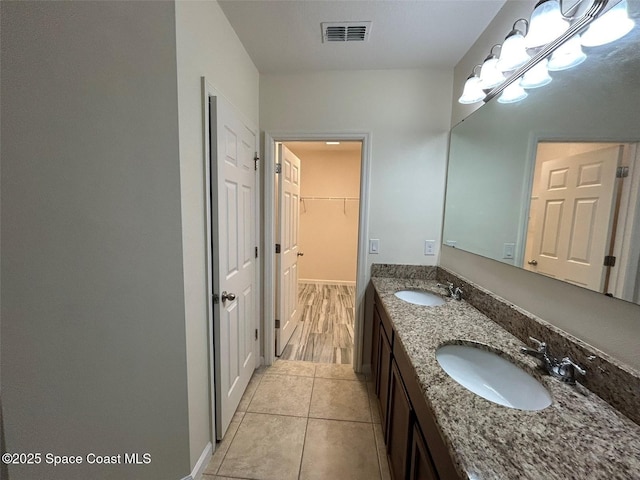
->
<box><xmin>372</xmin><ymin>276</ymin><xmax>640</xmax><ymax>480</ymax></box>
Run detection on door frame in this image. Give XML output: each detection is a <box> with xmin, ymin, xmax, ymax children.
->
<box><xmin>202</xmin><ymin>77</ymin><xmax>261</xmax><ymax>444</ymax></box>
<box><xmin>263</xmin><ymin>132</ymin><xmax>371</xmax><ymax>371</ymax></box>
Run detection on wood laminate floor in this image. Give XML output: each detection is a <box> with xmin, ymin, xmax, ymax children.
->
<box><xmin>279</xmin><ymin>283</ymin><xmax>355</xmax><ymax>364</ymax></box>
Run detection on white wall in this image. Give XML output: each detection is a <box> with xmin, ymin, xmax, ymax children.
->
<box><xmin>293</xmin><ymin>149</ymin><xmax>361</xmax><ymax>283</ymax></box>
<box><xmin>261</xmin><ymin>69</ymin><xmax>452</xmax><ymax>276</ymax></box>
<box><xmin>1</xmin><ymin>2</ymin><xmax>190</xmax><ymax>479</ymax></box>
<box><xmin>444</xmin><ymin>0</ymin><xmax>640</xmax><ymax>371</ymax></box>
<box><xmin>174</xmin><ymin>0</ymin><xmax>260</xmax><ymax>469</ymax></box>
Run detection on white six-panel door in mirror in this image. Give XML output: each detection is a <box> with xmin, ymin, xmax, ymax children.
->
<box><xmin>214</xmin><ymin>96</ymin><xmax>257</xmax><ymax>439</ymax></box>
<box><xmin>276</xmin><ymin>145</ymin><xmax>302</xmax><ymax>355</ymax></box>
<box><xmin>524</xmin><ymin>143</ymin><xmax>621</xmax><ymax>292</ymax></box>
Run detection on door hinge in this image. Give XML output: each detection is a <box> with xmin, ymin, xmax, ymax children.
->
<box><xmin>255</xmin><ymin>328</ymin><xmax>258</xmax><ymax>340</ymax></box>
<box><xmin>275</xmin><ymin>163</ymin><xmax>282</xmax><ymax>174</ymax></box>
<box><xmin>275</xmin><ymin>243</ymin><xmax>281</xmax><ymax>254</ymax></box>
<box><xmin>212</xmin><ymin>293</ymin><xmax>219</xmax><ymax>304</ymax></box>
<box><xmin>616</xmin><ymin>166</ymin><xmax>629</xmax><ymax>178</ymax></box>
<box><xmin>254</xmin><ymin>153</ymin><xmax>259</xmax><ymax>171</ymax></box>
<box><xmin>255</xmin><ymin>246</ymin><xmax>258</xmax><ymax>258</ymax></box>
<box><xmin>275</xmin><ymin>319</ymin><xmax>280</xmax><ymax>329</ymax></box>
<box><xmin>604</xmin><ymin>255</ymin><xmax>616</xmax><ymax>267</ymax></box>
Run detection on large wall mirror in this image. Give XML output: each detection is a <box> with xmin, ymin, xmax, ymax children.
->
<box><xmin>443</xmin><ymin>2</ymin><xmax>640</xmax><ymax>305</ymax></box>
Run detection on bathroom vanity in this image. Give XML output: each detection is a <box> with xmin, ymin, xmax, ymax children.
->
<box><xmin>369</xmin><ymin>266</ymin><xmax>640</xmax><ymax>480</ymax></box>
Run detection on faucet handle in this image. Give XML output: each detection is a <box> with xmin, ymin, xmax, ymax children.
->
<box><xmin>527</xmin><ymin>336</ymin><xmax>547</xmax><ymax>352</ymax></box>
<box><xmin>560</xmin><ymin>357</ymin><xmax>586</xmax><ymax>376</ymax></box>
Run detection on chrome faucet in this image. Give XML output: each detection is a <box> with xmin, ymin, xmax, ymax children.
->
<box><xmin>436</xmin><ymin>282</ymin><xmax>463</xmax><ymax>300</ymax></box>
<box><xmin>520</xmin><ymin>337</ymin><xmax>586</xmax><ymax>384</ymax></box>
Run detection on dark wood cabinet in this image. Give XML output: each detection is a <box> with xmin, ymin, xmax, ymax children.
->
<box><xmin>387</xmin><ymin>361</ymin><xmax>413</xmax><ymax>480</ymax></box>
<box><xmin>409</xmin><ymin>424</ymin><xmax>438</xmax><ymax>480</ymax></box>
<box><xmin>378</xmin><ymin>318</ymin><xmax>392</xmax><ymax>436</ymax></box>
<box><xmin>371</xmin><ymin>290</ymin><xmax>460</xmax><ymax>480</ymax></box>
<box><xmin>371</xmin><ymin>306</ymin><xmax>381</xmax><ymax>392</ymax></box>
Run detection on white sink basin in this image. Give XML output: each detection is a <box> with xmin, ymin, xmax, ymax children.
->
<box><xmin>436</xmin><ymin>344</ymin><xmax>552</xmax><ymax>411</ymax></box>
<box><xmin>394</xmin><ymin>289</ymin><xmax>446</xmax><ymax>306</ymax></box>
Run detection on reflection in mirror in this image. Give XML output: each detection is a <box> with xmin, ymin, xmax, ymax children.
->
<box><xmin>443</xmin><ymin>2</ymin><xmax>640</xmax><ymax>305</ymax></box>
<box><xmin>524</xmin><ymin>142</ymin><xmax>638</xmax><ymax>299</ymax></box>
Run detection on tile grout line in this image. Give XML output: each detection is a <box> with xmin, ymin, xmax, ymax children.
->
<box><xmin>298</xmin><ymin>370</ymin><xmax>316</xmax><ymax>480</ymax></box>
<box><xmin>372</xmin><ymin>422</ymin><xmax>385</xmax><ymax>480</ymax></box>
<box><xmin>215</xmin><ymin>371</ymin><xmax>264</xmax><ymax>476</ymax></box>
<box><xmin>214</xmin><ymin>409</ymin><xmax>247</xmax><ymax>476</ymax></box>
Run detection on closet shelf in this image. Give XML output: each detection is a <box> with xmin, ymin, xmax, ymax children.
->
<box><xmin>300</xmin><ymin>196</ymin><xmax>359</xmax><ymax>201</ymax></box>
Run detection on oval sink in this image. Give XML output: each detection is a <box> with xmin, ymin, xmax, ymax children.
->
<box><xmin>436</xmin><ymin>344</ymin><xmax>552</xmax><ymax>411</ymax></box>
<box><xmin>394</xmin><ymin>289</ymin><xmax>446</xmax><ymax>306</ymax></box>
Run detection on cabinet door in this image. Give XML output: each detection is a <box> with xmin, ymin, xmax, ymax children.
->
<box><xmin>394</xmin><ymin>337</ymin><xmax>459</xmax><ymax>479</ymax></box>
<box><xmin>372</xmin><ymin>307</ymin><xmax>381</xmax><ymax>394</ymax></box>
<box><xmin>387</xmin><ymin>361</ymin><xmax>412</xmax><ymax>480</ymax></box>
<box><xmin>409</xmin><ymin>424</ymin><xmax>438</xmax><ymax>480</ymax></box>
<box><xmin>378</xmin><ymin>326</ymin><xmax>392</xmax><ymax>437</ymax></box>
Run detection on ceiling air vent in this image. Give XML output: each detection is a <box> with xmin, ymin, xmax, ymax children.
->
<box><xmin>321</xmin><ymin>22</ymin><xmax>371</xmax><ymax>43</ymax></box>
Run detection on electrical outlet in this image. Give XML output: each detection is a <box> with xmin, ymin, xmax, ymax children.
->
<box><xmin>445</xmin><ymin>240</ymin><xmax>457</xmax><ymax>247</ymax></box>
<box><xmin>424</xmin><ymin>240</ymin><xmax>436</xmax><ymax>256</ymax></box>
<box><xmin>503</xmin><ymin>243</ymin><xmax>515</xmax><ymax>259</ymax></box>
<box><xmin>369</xmin><ymin>239</ymin><xmax>380</xmax><ymax>254</ymax></box>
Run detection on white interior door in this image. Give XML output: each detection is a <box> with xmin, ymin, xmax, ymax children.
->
<box><xmin>211</xmin><ymin>95</ymin><xmax>258</xmax><ymax>439</ymax></box>
<box><xmin>524</xmin><ymin>145</ymin><xmax>622</xmax><ymax>290</ymax></box>
<box><xmin>275</xmin><ymin>145</ymin><xmax>302</xmax><ymax>356</ymax></box>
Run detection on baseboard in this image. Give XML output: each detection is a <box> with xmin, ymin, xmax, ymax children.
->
<box><xmin>299</xmin><ymin>278</ymin><xmax>356</xmax><ymax>286</ymax></box>
<box><xmin>181</xmin><ymin>441</ymin><xmax>212</xmax><ymax>480</ymax></box>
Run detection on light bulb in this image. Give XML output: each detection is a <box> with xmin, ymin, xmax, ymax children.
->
<box><xmin>520</xmin><ymin>59</ymin><xmax>552</xmax><ymax>88</ymax></box>
<box><xmin>548</xmin><ymin>35</ymin><xmax>587</xmax><ymax>71</ymax></box>
<box><xmin>581</xmin><ymin>0</ymin><xmax>635</xmax><ymax>47</ymax></box>
<box><xmin>526</xmin><ymin>0</ymin><xmax>570</xmax><ymax>49</ymax></box>
<box><xmin>479</xmin><ymin>55</ymin><xmax>505</xmax><ymax>90</ymax></box>
<box><xmin>458</xmin><ymin>75</ymin><xmax>485</xmax><ymax>104</ymax></box>
<box><xmin>497</xmin><ymin>30</ymin><xmax>530</xmax><ymax>72</ymax></box>
<box><xmin>498</xmin><ymin>81</ymin><xmax>528</xmax><ymax>104</ymax></box>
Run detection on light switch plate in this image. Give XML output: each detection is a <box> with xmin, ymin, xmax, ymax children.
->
<box><xmin>369</xmin><ymin>239</ymin><xmax>380</xmax><ymax>254</ymax></box>
<box><xmin>424</xmin><ymin>240</ymin><xmax>436</xmax><ymax>256</ymax></box>
<box><xmin>503</xmin><ymin>242</ymin><xmax>515</xmax><ymax>259</ymax></box>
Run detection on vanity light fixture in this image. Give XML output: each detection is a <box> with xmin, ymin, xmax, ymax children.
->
<box><xmin>325</xmin><ymin>141</ymin><xmax>341</xmax><ymax>145</ymax></box>
<box><xmin>581</xmin><ymin>0</ymin><xmax>635</xmax><ymax>46</ymax></box>
<box><xmin>458</xmin><ymin>65</ymin><xmax>485</xmax><ymax>104</ymax></box>
<box><xmin>526</xmin><ymin>0</ymin><xmax>570</xmax><ymax>49</ymax></box>
<box><xmin>458</xmin><ymin>0</ymin><xmax>635</xmax><ymax>105</ymax></box>
<box><xmin>547</xmin><ymin>34</ymin><xmax>587</xmax><ymax>70</ymax></box>
<box><xmin>496</xmin><ymin>20</ymin><xmax>531</xmax><ymax>72</ymax></box>
<box><xmin>520</xmin><ymin>58</ymin><xmax>552</xmax><ymax>88</ymax></box>
<box><xmin>479</xmin><ymin>45</ymin><xmax>505</xmax><ymax>89</ymax></box>
<box><xmin>498</xmin><ymin>80</ymin><xmax>528</xmax><ymax>103</ymax></box>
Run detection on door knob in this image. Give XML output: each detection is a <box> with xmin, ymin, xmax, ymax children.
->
<box><xmin>297</xmin><ymin>252</ymin><xmax>304</xmax><ymax>257</ymax></box>
<box><xmin>528</xmin><ymin>260</ymin><xmax>538</xmax><ymax>266</ymax></box>
<box><xmin>221</xmin><ymin>291</ymin><xmax>236</xmax><ymax>302</ymax></box>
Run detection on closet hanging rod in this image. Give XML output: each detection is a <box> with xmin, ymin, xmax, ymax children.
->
<box><xmin>300</xmin><ymin>196</ymin><xmax>359</xmax><ymax>201</ymax></box>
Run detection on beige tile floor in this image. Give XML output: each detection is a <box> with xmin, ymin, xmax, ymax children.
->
<box><xmin>203</xmin><ymin>360</ymin><xmax>391</xmax><ymax>480</ymax></box>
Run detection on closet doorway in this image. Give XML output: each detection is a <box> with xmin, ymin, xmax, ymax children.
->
<box><xmin>276</xmin><ymin>141</ymin><xmax>362</xmax><ymax>364</ymax></box>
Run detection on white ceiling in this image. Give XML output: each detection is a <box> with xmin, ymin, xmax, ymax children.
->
<box><xmin>218</xmin><ymin>0</ymin><xmax>506</xmax><ymax>74</ymax></box>
<box><xmin>284</xmin><ymin>141</ymin><xmax>362</xmax><ymax>156</ymax></box>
